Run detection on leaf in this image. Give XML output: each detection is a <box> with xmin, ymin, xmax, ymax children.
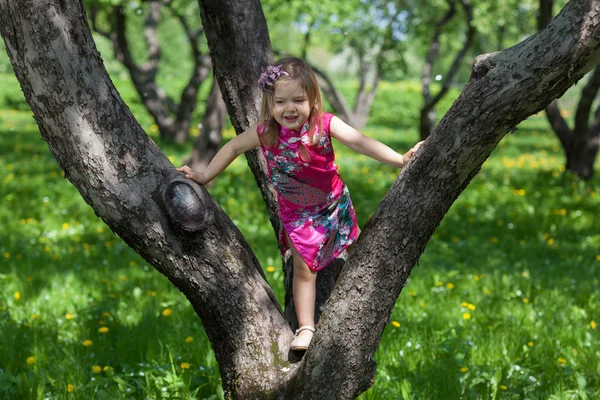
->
<box><xmin>400</xmin><ymin>378</ymin><xmax>412</xmax><ymax>400</ymax></box>
<box><xmin>490</xmin><ymin>367</ymin><xmax>502</xmax><ymax>399</ymax></box>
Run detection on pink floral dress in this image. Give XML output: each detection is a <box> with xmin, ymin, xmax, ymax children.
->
<box><xmin>258</xmin><ymin>112</ymin><xmax>359</xmax><ymax>271</ymax></box>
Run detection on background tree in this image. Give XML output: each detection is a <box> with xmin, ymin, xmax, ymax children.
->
<box><xmin>415</xmin><ymin>0</ymin><xmax>476</xmax><ymax>139</ymax></box>
<box><xmin>1</xmin><ymin>0</ymin><xmax>599</xmax><ymax>398</ymax></box>
<box><xmin>88</xmin><ymin>0</ymin><xmax>213</xmax><ymax>144</ymax></box>
<box><xmin>263</xmin><ymin>0</ymin><xmax>407</xmax><ymax>129</ymax></box>
<box><xmin>539</xmin><ymin>0</ymin><xmax>600</xmax><ymax>180</ymax></box>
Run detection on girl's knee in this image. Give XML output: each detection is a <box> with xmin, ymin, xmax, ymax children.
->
<box><xmin>294</xmin><ymin>261</ymin><xmax>316</xmax><ymax>282</ymax></box>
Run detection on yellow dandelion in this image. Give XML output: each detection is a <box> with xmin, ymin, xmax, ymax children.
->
<box><xmin>102</xmin><ymin>312</ymin><xmax>112</xmax><ymax>318</ymax></box>
<box><xmin>14</xmin><ymin>292</ymin><xmax>21</xmax><ymax>300</ymax></box>
<box><xmin>460</xmin><ymin>302</ymin><xmax>469</xmax><ymax>307</ymax></box>
<box><xmin>266</xmin><ymin>266</ymin><xmax>276</xmax><ymax>273</ymax></box>
<box><xmin>27</xmin><ymin>356</ymin><xmax>36</xmax><ymax>364</ymax></box>
<box><xmin>523</xmin><ymin>298</ymin><xmax>529</xmax><ymax>304</ymax></box>
<box><xmin>557</xmin><ymin>357</ymin><xmax>567</xmax><ymax>364</ymax></box>
<box><xmin>103</xmin><ymin>366</ymin><xmax>111</xmax><ymax>371</ymax></box>
<box><xmin>419</xmin><ymin>301</ymin><xmax>426</xmax><ymax>308</ymax></box>
<box><xmin>446</xmin><ymin>283</ymin><xmax>455</xmax><ymax>289</ymax></box>
<box><xmin>460</xmin><ymin>367</ymin><xmax>469</xmax><ymax>373</ymax></box>
<box><xmin>436</xmin><ymin>281</ymin><xmax>443</xmax><ymax>287</ymax></box>
<box><xmin>391</xmin><ymin>321</ymin><xmax>401</xmax><ymax>328</ymax></box>
<box><xmin>162</xmin><ymin>308</ymin><xmax>172</xmax><ymax>317</ymax></box>
<box><xmin>3</xmin><ymin>252</ymin><xmax>9</xmax><ymax>258</ymax></box>
<box><xmin>148</xmin><ymin>291</ymin><xmax>157</xmax><ymax>297</ymax></box>
<box><xmin>120</xmin><ymin>275</ymin><xmax>127</xmax><ymax>281</ymax></box>
<box><xmin>62</xmin><ymin>222</ymin><xmax>69</xmax><ymax>229</ymax></box>
<box><xmin>591</xmin><ymin>321</ymin><xmax>597</xmax><ymax>330</ymax></box>
<box><xmin>98</xmin><ymin>327</ymin><xmax>109</xmax><ymax>334</ymax></box>
<box><xmin>528</xmin><ymin>342</ymin><xmax>534</xmax><ymax>347</ymax></box>
<box><xmin>484</xmin><ymin>288</ymin><xmax>491</xmax><ymax>295</ymax></box>
<box><xmin>91</xmin><ymin>365</ymin><xmax>102</xmax><ymax>374</ymax></box>
<box><xmin>180</xmin><ymin>362</ymin><xmax>190</xmax><ymax>369</ymax></box>
<box><xmin>522</xmin><ymin>271</ymin><xmax>529</xmax><ymax>278</ymax></box>
<box><xmin>467</xmin><ymin>304</ymin><xmax>476</xmax><ymax>311</ymax></box>
<box><xmin>67</xmin><ymin>384</ymin><xmax>75</xmax><ymax>392</ymax></box>
<box><xmin>500</xmin><ymin>385</ymin><xmax>508</xmax><ymax>390</ymax></box>
<box><xmin>463</xmin><ymin>313</ymin><xmax>471</xmax><ymax>320</ymax></box>
<box><xmin>474</xmin><ymin>275</ymin><xmax>480</xmax><ymax>281</ymax></box>
<box><xmin>31</xmin><ymin>314</ymin><xmax>38</xmax><ymax>320</ymax></box>
<box><xmin>547</xmin><ymin>238</ymin><xmax>555</xmax><ymax>245</ymax></box>
<box><xmin>82</xmin><ymin>340</ymin><xmax>93</xmax><ymax>346</ymax></box>
<box><xmin>409</xmin><ymin>290</ymin><xmax>416</xmax><ymax>296</ymax></box>
<box><xmin>185</xmin><ymin>336</ymin><xmax>194</xmax><ymax>343</ymax></box>
<box><xmin>65</xmin><ymin>313</ymin><xmax>75</xmax><ymax>320</ymax></box>
<box><xmin>129</xmin><ymin>260</ymin><xmax>137</xmax><ymax>267</ymax></box>
<box><xmin>596</xmin><ymin>255</ymin><xmax>600</xmax><ymax>261</ymax></box>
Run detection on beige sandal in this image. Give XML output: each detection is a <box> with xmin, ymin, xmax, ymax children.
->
<box><xmin>291</xmin><ymin>326</ymin><xmax>315</xmax><ymax>351</ymax></box>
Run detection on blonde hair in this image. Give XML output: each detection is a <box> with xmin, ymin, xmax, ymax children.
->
<box><xmin>259</xmin><ymin>57</ymin><xmax>323</xmax><ymax>147</ymax></box>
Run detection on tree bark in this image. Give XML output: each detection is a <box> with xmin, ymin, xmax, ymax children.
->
<box><xmin>0</xmin><ymin>1</ymin><xmax>294</xmax><ymax>396</ymax></box>
<box><xmin>1</xmin><ymin>0</ymin><xmax>599</xmax><ymax>398</ymax></box>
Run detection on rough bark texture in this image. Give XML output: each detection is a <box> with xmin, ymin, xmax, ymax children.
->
<box><xmin>0</xmin><ymin>1</ymin><xmax>294</xmax><ymax>397</ymax></box>
<box><xmin>292</xmin><ymin>0</ymin><xmax>600</xmax><ymax>394</ymax></box>
<box><xmin>539</xmin><ymin>0</ymin><xmax>600</xmax><ymax>180</ymax></box>
<box><xmin>420</xmin><ymin>0</ymin><xmax>475</xmax><ymax>140</ymax></box>
<box><xmin>1</xmin><ymin>0</ymin><xmax>600</xmax><ymax>398</ymax></box>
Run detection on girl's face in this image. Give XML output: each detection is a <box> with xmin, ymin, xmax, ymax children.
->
<box><xmin>272</xmin><ymin>79</ymin><xmax>311</xmax><ymax>132</ymax></box>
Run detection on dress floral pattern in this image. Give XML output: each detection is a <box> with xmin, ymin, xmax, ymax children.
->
<box><xmin>258</xmin><ymin>112</ymin><xmax>359</xmax><ymax>271</ymax></box>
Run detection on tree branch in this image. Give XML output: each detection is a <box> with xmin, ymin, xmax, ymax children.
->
<box><xmin>295</xmin><ymin>1</ymin><xmax>600</xmax><ymax>397</ymax></box>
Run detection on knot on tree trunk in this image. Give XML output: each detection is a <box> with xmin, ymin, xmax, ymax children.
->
<box><xmin>472</xmin><ymin>52</ymin><xmax>499</xmax><ymax>79</ymax></box>
<box><xmin>163</xmin><ymin>178</ymin><xmax>210</xmax><ymax>231</ymax></box>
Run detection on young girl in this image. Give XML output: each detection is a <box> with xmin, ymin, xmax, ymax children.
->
<box><xmin>177</xmin><ymin>57</ymin><xmax>422</xmax><ymax>351</ymax></box>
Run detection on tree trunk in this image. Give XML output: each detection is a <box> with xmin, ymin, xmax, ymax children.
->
<box><xmin>184</xmin><ymin>78</ymin><xmax>226</xmax><ymax>173</ymax></box>
<box><xmin>2</xmin><ymin>0</ymin><xmax>599</xmax><ymax>398</ymax></box>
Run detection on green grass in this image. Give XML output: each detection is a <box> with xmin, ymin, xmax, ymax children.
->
<box><xmin>1</xmin><ymin>76</ymin><xmax>600</xmax><ymax>399</ymax></box>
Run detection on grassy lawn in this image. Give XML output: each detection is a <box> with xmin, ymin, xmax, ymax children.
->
<box><xmin>1</xmin><ymin>72</ymin><xmax>599</xmax><ymax>399</ymax></box>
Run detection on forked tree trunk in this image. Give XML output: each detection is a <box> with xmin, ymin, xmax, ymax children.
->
<box><xmin>1</xmin><ymin>0</ymin><xmax>599</xmax><ymax>398</ymax></box>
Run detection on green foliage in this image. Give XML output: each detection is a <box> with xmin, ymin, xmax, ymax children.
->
<box><xmin>1</xmin><ymin>70</ymin><xmax>600</xmax><ymax>399</ymax></box>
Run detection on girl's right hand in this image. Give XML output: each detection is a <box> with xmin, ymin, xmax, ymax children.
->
<box><xmin>176</xmin><ymin>165</ymin><xmax>206</xmax><ymax>185</ymax></box>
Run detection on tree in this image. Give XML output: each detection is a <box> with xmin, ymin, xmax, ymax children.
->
<box><xmin>539</xmin><ymin>0</ymin><xmax>600</xmax><ymax>180</ymax></box>
<box><xmin>1</xmin><ymin>0</ymin><xmax>599</xmax><ymax>398</ymax></box>
<box><xmin>263</xmin><ymin>0</ymin><xmax>406</xmax><ymax>129</ymax></box>
<box><xmin>418</xmin><ymin>0</ymin><xmax>476</xmax><ymax>140</ymax></box>
<box><xmin>88</xmin><ymin>0</ymin><xmax>213</xmax><ymax>143</ymax></box>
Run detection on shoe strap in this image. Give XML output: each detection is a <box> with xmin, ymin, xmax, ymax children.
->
<box><xmin>295</xmin><ymin>326</ymin><xmax>315</xmax><ymax>335</ymax></box>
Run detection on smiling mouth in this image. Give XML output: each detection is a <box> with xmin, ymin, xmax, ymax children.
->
<box><xmin>284</xmin><ymin>116</ymin><xmax>298</xmax><ymax>122</ymax></box>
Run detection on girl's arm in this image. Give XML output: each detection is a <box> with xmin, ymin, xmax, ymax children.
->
<box><xmin>330</xmin><ymin>116</ymin><xmax>422</xmax><ymax>168</ymax></box>
<box><xmin>176</xmin><ymin>123</ymin><xmax>262</xmax><ymax>185</ymax></box>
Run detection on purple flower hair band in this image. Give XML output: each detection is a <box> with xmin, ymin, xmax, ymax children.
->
<box><xmin>258</xmin><ymin>64</ymin><xmax>289</xmax><ymax>93</ymax></box>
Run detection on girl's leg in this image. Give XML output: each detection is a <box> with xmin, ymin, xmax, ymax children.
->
<box><xmin>287</xmin><ymin>234</ymin><xmax>317</xmax><ymax>346</ymax></box>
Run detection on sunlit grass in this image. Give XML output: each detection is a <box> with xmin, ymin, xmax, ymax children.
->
<box><xmin>1</xmin><ymin>91</ymin><xmax>599</xmax><ymax>398</ymax></box>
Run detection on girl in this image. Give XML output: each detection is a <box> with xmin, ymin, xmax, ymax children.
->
<box><xmin>177</xmin><ymin>57</ymin><xmax>422</xmax><ymax>351</ymax></box>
